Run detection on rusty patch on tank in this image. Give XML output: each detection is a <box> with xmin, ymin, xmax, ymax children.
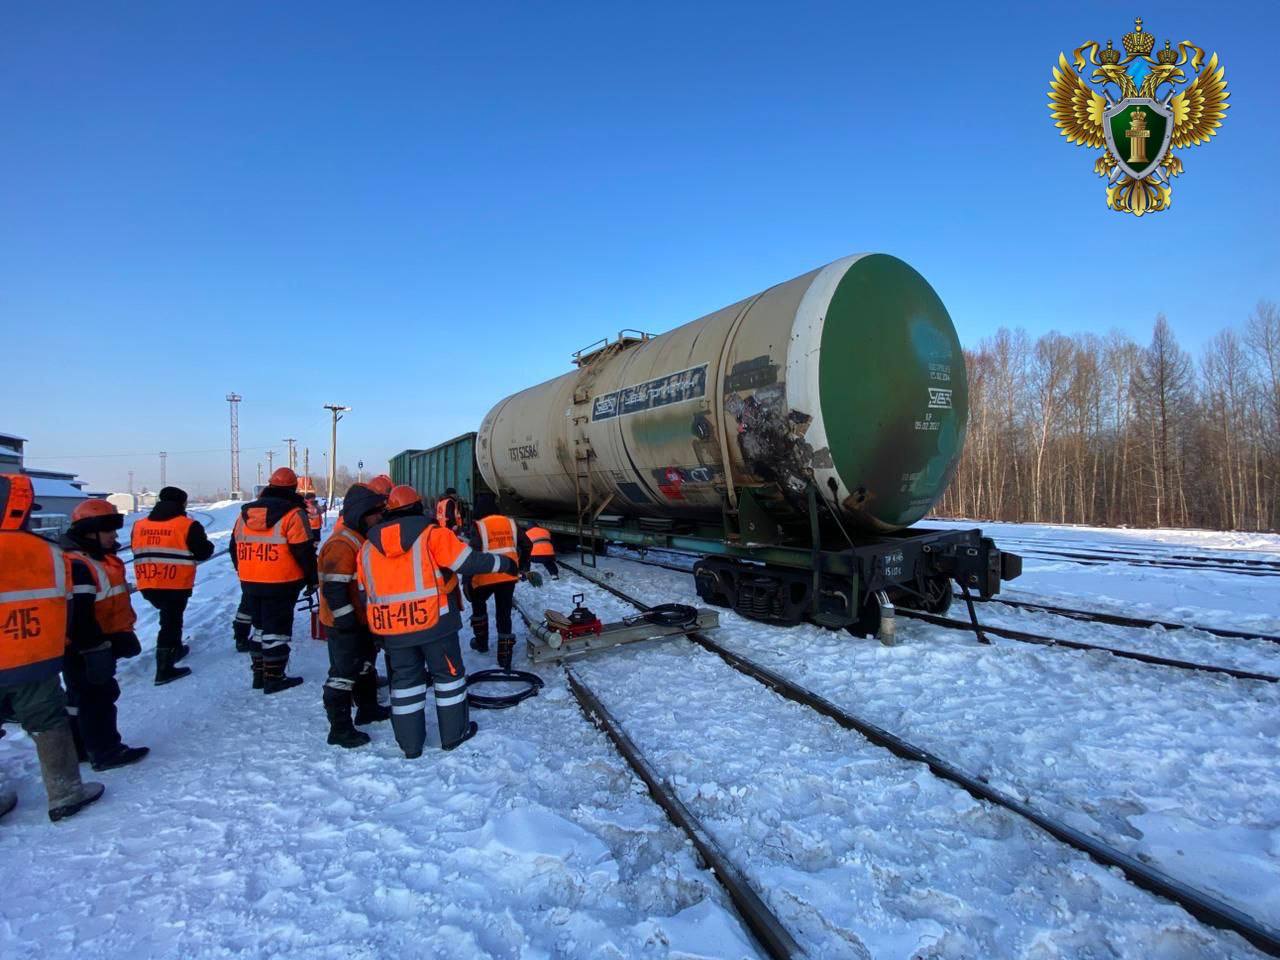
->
<box><xmin>724</xmin><ymin>383</ymin><xmax>816</xmax><ymax>496</ymax></box>
<box><xmin>723</xmin><ymin>356</ymin><xmax>779</xmax><ymax>392</ymax></box>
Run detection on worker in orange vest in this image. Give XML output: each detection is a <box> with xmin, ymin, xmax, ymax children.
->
<box><xmin>526</xmin><ymin>524</ymin><xmax>559</xmax><ymax>580</ymax></box>
<box><xmin>131</xmin><ymin>486</ymin><xmax>215</xmax><ymax>684</ymax></box>
<box><xmin>229</xmin><ymin>467</ymin><xmax>318</xmax><ymax>693</ymax></box>
<box><xmin>60</xmin><ymin>499</ymin><xmax>150</xmax><ymax>771</ymax></box>
<box><xmin>0</xmin><ymin>475</ymin><xmax>105</xmax><ymax>821</ymax></box>
<box><xmin>465</xmin><ymin>493</ymin><xmax>533</xmax><ymax>670</ymax></box>
<box><xmin>318</xmin><ymin>483</ymin><xmax>391</xmax><ymax>748</ymax></box>
<box><xmin>304</xmin><ymin>492</ymin><xmax>324</xmax><ymax>543</ymax></box>
<box><xmin>357</xmin><ymin>485</ymin><xmax>517</xmax><ymax>758</ymax></box>
<box><xmin>436</xmin><ymin>487</ymin><xmax>464</xmax><ymax>532</ymax></box>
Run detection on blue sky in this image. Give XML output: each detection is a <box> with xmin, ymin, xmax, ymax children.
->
<box><xmin>2</xmin><ymin>1</ymin><xmax>1275</xmax><ymax>495</ymax></box>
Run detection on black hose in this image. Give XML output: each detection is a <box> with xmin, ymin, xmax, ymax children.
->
<box><xmin>643</xmin><ymin>603</ymin><xmax>698</xmax><ymax>628</ymax></box>
<box><xmin>467</xmin><ymin>668</ymin><xmax>545</xmax><ymax>709</ymax></box>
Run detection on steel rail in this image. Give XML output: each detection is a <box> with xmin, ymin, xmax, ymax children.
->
<box><xmin>564</xmin><ymin>669</ymin><xmax>807</xmax><ymax>960</ymax></box>
<box><xmin>900</xmin><ymin>609</ymin><xmax>1280</xmax><ymax>683</ymax></box>
<box><xmin>965</xmin><ymin>595</ymin><xmax>1280</xmax><ymax>646</ymax></box>
<box><xmin>559</xmin><ymin>559</ymin><xmax>1280</xmax><ymax>957</ymax></box>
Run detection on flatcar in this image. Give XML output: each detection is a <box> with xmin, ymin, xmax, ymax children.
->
<box><xmin>394</xmin><ymin>254</ymin><xmax>1020</xmax><ymax>634</ymax></box>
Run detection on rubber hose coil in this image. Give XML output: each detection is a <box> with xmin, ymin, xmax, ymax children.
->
<box><xmin>467</xmin><ymin>668</ymin><xmax>546</xmax><ymax>710</ymax></box>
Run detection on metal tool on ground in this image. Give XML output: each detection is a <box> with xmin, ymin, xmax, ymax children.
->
<box><xmin>517</xmin><ymin>593</ymin><xmax>718</xmax><ymax>663</ymax></box>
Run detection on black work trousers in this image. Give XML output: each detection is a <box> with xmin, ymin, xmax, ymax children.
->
<box><xmin>325</xmin><ymin>625</ymin><xmax>377</xmax><ymax>691</ymax></box>
<box><xmin>62</xmin><ymin>652</ymin><xmax>122</xmax><ymax>763</ymax></box>
<box><xmin>531</xmin><ymin>556</ymin><xmax>559</xmax><ymax>577</ymax></box>
<box><xmin>243</xmin><ymin>583</ymin><xmax>303</xmax><ymax>667</ymax></box>
<box><xmin>141</xmin><ymin>589</ymin><xmax>191</xmax><ymax>651</ymax></box>
<box><xmin>470</xmin><ymin>581</ymin><xmax>515</xmax><ymax>638</ymax></box>
<box><xmin>233</xmin><ymin>592</ymin><xmax>253</xmax><ymax>647</ymax></box>
<box><xmin>385</xmin><ymin>634</ymin><xmax>469</xmax><ymax>756</ymax></box>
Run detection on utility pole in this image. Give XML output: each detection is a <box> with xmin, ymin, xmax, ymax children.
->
<box><xmin>256</xmin><ymin>462</ymin><xmax>263</xmax><ymax>487</ymax></box>
<box><xmin>226</xmin><ymin>393</ymin><xmax>243</xmax><ymax>499</ymax></box>
<box><xmin>128</xmin><ymin>470</ymin><xmax>134</xmax><ymax>495</ymax></box>
<box><xmin>303</xmin><ymin>447</ymin><xmax>310</xmax><ymax>487</ymax></box>
<box><xmin>159</xmin><ymin>451</ymin><xmax>167</xmax><ymax>489</ymax></box>
<box><xmin>323</xmin><ymin>403</ymin><xmax>350</xmax><ymax>505</ymax></box>
<box><xmin>282</xmin><ymin>438</ymin><xmax>297</xmax><ymax>472</ymax></box>
<box><xmin>266</xmin><ymin>450</ymin><xmax>275</xmax><ymax>474</ymax></box>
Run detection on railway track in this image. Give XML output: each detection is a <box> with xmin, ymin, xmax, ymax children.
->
<box><xmin>555</xmin><ymin>559</ymin><xmax>1280</xmax><ymax>957</ymax></box>
<box><xmin>603</xmin><ymin>549</ymin><xmax>1280</xmax><ymax>683</ymax></box>
<box><xmin>995</xmin><ymin>539</ymin><xmax>1280</xmax><ymax>578</ymax></box>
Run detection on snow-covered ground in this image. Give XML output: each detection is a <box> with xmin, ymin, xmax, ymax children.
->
<box><xmin>3</xmin><ymin>510</ymin><xmax>1277</xmax><ymax>958</ymax></box>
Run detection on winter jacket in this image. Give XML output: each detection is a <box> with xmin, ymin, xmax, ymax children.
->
<box><xmin>228</xmin><ymin>486</ymin><xmax>318</xmax><ymax>591</ymax></box>
<box><xmin>145</xmin><ymin>499</ymin><xmax>215</xmax><ymax>562</ymax></box>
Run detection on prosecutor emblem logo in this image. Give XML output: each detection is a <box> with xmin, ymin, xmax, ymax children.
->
<box><xmin>1047</xmin><ymin>17</ymin><xmax>1229</xmax><ymax>216</ymax></box>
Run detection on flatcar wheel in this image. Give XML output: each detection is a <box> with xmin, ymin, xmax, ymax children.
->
<box><xmin>918</xmin><ymin>575</ymin><xmax>953</xmax><ymax>615</ymax></box>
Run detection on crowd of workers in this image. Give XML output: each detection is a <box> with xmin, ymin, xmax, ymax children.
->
<box><xmin>0</xmin><ymin>467</ymin><xmax>559</xmax><ymax>822</ymax></box>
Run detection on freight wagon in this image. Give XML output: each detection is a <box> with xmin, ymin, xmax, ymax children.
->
<box><xmin>394</xmin><ymin>254</ymin><xmax>1021</xmax><ymax>634</ymax></box>
<box><xmin>389</xmin><ymin>433</ymin><xmax>492</xmax><ymax>518</ymax></box>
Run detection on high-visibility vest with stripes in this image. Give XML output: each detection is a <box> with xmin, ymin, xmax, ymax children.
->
<box><xmin>318</xmin><ymin>527</ymin><xmax>365</xmax><ymax>628</ymax></box>
<box><xmin>69</xmin><ymin>552</ymin><xmax>137</xmax><ymax>634</ymax></box>
<box><xmin>471</xmin><ymin>515</ymin><xmax>518</xmax><ymax>587</ymax></box>
<box><xmin>306</xmin><ymin>501</ymin><xmax>323</xmax><ymax>532</ymax></box>
<box><xmin>359</xmin><ymin>524</ymin><xmax>473</xmax><ymax>639</ymax></box>
<box><xmin>0</xmin><ymin>531</ymin><xmax>68</xmax><ymax>685</ymax></box>
<box><xmin>436</xmin><ymin>497</ymin><xmax>458</xmax><ymax>530</ymax></box>
<box><xmin>233</xmin><ymin>507</ymin><xmax>309</xmax><ymax>584</ymax></box>
<box><xmin>131</xmin><ymin>516</ymin><xmax>197</xmax><ymax>590</ymax></box>
<box><xmin>527</xmin><ymin>525</ymin><xmax>555</xmax><ymax>558</ymax></box>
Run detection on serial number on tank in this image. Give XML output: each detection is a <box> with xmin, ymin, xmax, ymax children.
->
<box><xmin>881</xmin><ymin>551</ymin><xmax>905</xmax><ymax>578</ymax></box>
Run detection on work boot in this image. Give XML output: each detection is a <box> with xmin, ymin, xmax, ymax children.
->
<box><xmin>33</xmin><ymin>723</ymin><xmax>105</xmax><ymax>822</ymax></box>
<box><xmin>497</xmin><ymin>634</ymin><xmax>516</xmax><ymax>672</ymax></box>
<box><xmin>172</xmin><ymin>641</ymin><xmax>191</xmax><ymax>664</ymax></box>
<box><xmin>91</xmin><ymin>744</ymin><xmax>150</xmax><ymax>772</ymax></box>
<box><xmin>323</xmin><ymin>687</ymin><xmax>371</xmax><ymax>749</ymax></box>
<box><xmin>469</xmin><ymin>615</ymin><xmax>489</xmax><ymax>653</ymax></box>
<box><xmin>0</xmin><ymin>787</ymin><xmax>16</xmax><ymax>820</ymax></box>
<box><xmin>263</xmin><ymin>658</ymin><xmax>303</xmax><ymax>695</ymax></box>
<box><xmin>353</xmin><ymin>670</ymin><xmax>391</xmax><ymax>725</ymax></box>
<box><xmin>251</xmin><ymin>654</ymin><xmax>264</xmax><ymax>690</ymax></box>
<box><xmin>441</xmin><ymin>721</ymin><xmax>479</xmax><ymax>751</ymax></box>
<box><xmin>154</xmin><ymin>647</ymin><xmax>192</xmax><ymax>686</ymax></box>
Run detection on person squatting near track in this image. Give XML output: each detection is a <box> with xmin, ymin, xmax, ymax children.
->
<box><xmin>131</xmin><ymin>486</ymin><xmax>215</xmax><ymax>685</ymax></box>
<box><xmin>525</xmin><ymin>523</ymin><xmax>559</xmax><ymax>580</ymax></box>
<box><xmin>317</xmin><ymin>484</ymin><xmax>392</xmax><ymax>748</ymax></box>
<box><xmin>465</xmin><ymin>492</ymin><xmax>533</xmax><ymax>670</ymax></box>
<box><xmin>229</xmin><ymin>467</ymin><xmax>318</xmax><ymax>693</ymax></box>
<box><xmin>60</xmin><ymin>500</ymin><xmax>150</xmax><ymax>772</ymax></box>
<box><xmin>0</xmin><ymin>474</ymin><xmax>105</xmax><ymax>822</ymax></box>
<box><xmin>357</xmin><ymin>485</ymin><xmax>517</xmax><ymax>758</ymax></box>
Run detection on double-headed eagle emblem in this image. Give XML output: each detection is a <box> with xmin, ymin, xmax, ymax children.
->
<box><xmin>1048</xmin><ymin>17</ymin><xmax>1229</xmax><ymax>216</ymax></box>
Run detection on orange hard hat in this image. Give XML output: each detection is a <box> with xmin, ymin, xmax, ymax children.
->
<box><xmin>0</xmin><ymin>474</ymin><xmax>35</xmax><ymax>532</ymax></box>
<box><xmin>386</xmin><ymin>485</ymin><xmax>422</xmax><ymax>511</ymax></box>
<box><xmin>270</xmin><ymin>467</ymin><xmax>298</xmax><ymax>488</ymax></box>
<box><xmin>71</xmin><ymin>498</ymin><xmax>125</xmax><ymax>532</ymax></box>
<box><xmin>368</xmin><ymin>474</ymin><xmax>393</xmax><ymax>495</ymax></box>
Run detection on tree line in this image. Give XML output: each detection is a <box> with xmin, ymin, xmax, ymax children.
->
<box><xmin>934</xmin><ymin>301</ymin><xmax>1280</xmax><ymax>532</ymax></box>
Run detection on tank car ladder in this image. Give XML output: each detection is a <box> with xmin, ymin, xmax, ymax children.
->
<box><xmin>574</xmin><ymin>448</ymin><xmax>598</xmax><ymax>567</ymax></box>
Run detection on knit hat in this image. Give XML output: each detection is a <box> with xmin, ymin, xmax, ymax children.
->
<box><xmin>158</xmin><ymin>486</ymin><xmax>188</xmax><ymax>505</ymax></box>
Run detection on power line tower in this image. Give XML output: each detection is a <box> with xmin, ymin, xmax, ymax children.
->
<box><xmin>256</xmin><ymin>462</ymin><xmax>263</xmax><ymax>487</ymax></box>
<box><xmin>128</xmin><ymin>470</ymin><xmax>134</xmax><ymax>495</ymax></box>
<box><xmin>226</xmin><ymin>393</ymin><xmax>243</xmax><ymax>500</ymax></box>
<box><xmin>159</xmin><ymin>451</ymin><xmax>167</xmax><ymax>488</ymax></box>
<box><xmin>282</xmin><ymin>437</ymin><xmax>297</xmax><ymax>472</ymax></box>
<box><xmin>303</xmin><ymin>447</ymin><xmax>310</xmax><ymax>482</ymax></box>
<box><xmin>323</xmin><ymin>403</ymin><xmax>350</xmax><ymax>505</ymax></box>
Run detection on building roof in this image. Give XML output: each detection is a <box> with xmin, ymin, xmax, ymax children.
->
<box><xmin>0</xmin><ymin>432</ymin><xmax>27</xmax><ymax>443</ymax></box>
<box><xmin>31</xmin><ymin>477</ymin><xmax>88</xmax><ymax>501</ymax></box>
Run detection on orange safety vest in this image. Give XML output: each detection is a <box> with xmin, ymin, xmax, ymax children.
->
<box><xmin>233</xmin><ymin>507</ymin><xmax>310</xmax><ymax>584</ymax></box>
<box><xmin>472</xmin><ymin>515</ymin><xmax>518</xmax><ymax>587</ymax></box>
<box><xmin>358</xmin><ymin>524</ymin><xmax>472</xmax><ymax>639</ymax></box>
<box><xmin>70</xmin><ymin>553</ymin><xmax>137</xmax><ymax>635</ymax></box>
<box><xmin>0</xmin><ymin>531</ymin><xmax>69</xmax><ymax>684</ymax></box>
<box><xmin>436</xmin><ymin>497</ymin><xmax>458</xmax><ymax>530</ymax></box>
<box><xmin>318</xmin><ymin>527</ymin><xmax>365</xmax><ymax>628</ymax></box>
<box><xmin>131</xmin><ymin>516</ymin><xmax>197</xmax><ymax>590</ymax></box>
<box><xmin>527</xmin><ymin>525</ymin><xmax>555</xmax><ymax>558</ymax></box>
<box><xmin>307</xmin><ymin>501</ymin><xmax>323</xmax><ymax>531</ymax></box>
